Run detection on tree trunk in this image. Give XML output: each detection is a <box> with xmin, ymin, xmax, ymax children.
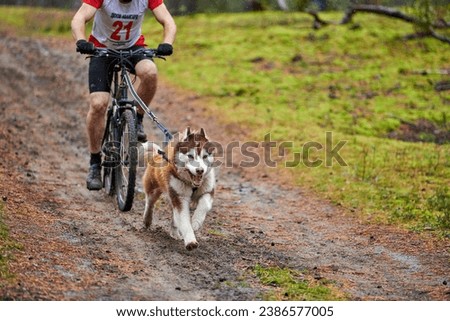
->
<box><xmin>277</xmin><ymin>0</ymin><xmax>289</xmax><ymax>11</ymax></box>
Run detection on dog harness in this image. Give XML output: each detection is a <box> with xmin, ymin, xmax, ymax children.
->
<box><xmin>157</xmin><ymin>149</ymin><xmax>170</xmax><ymax>162</ymax></box>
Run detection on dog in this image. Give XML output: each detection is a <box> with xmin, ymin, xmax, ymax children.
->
<box><xmin>142</xmin><ymin>127</ymin><xmax>216</xmax><ymax>250</ymax></box>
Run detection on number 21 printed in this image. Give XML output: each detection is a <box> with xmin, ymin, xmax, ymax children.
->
<box><xmin>111</xmin><ymin>21</ymin><xmax>133</xmax><ymax>41</ymax></box>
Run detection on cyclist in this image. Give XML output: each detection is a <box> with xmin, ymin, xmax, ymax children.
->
<box><xmin>71</xmin><ymin>0</ymin><xmax>176</xmax><ymax>190</ymax></box>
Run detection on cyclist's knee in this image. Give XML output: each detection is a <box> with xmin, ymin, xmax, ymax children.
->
<box><xmin>136</xmin><ymin>60</ymin><xmax>157</xmax><ymax>81</ymax></box>
<box><xmin>89</xmin><ymin>92</ymin><xmax>109</xmax><ymax>114</ymax></box>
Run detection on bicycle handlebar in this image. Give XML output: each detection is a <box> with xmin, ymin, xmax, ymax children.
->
<box><xmin>77</xmin><ymin>47</ymin><xmax>167</xmax><ymax>60</ymax></box>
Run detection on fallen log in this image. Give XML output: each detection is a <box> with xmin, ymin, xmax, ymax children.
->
<box><xmin>308</xmin><ymin>4</ymin><xmax>450</xmax><ymax>44</ymax></box>
<box><xmin>341</xmin><ymin>4</ymin><xmax>421</xmax><ymax>25</ymax></box>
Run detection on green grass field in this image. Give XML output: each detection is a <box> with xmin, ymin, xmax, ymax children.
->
<box><xmin>0</xmin><ymin>6</ymin><xmax>448</xmax><ymax>235</ymax></box>
<box><xmin>0</xmin><ymin>200</ymin><xmax>21</xmax><ymax>283</ymax></box>
<box><xmin>156</xmin><ymin>11</ymin><xmax>450</xmax><ymax>235</ymax></box>
<box><xmin>0</xmin><ymin>201</ymin><xmax>9</xmax><ymax>280</ymax></box>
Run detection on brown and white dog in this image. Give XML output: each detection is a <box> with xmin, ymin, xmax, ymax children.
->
<box><xmin>142</xmin><ymin>127</ymin><xmax>216</xmax><ymax>250</ymax></box>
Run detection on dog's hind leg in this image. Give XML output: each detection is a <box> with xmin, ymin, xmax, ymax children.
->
<box><xmin>192</xmin><ymin>192</ymin><xmax>213</xmax><ymax>232</ymax></box>
<box><xmin>143</xmin><ymin>190</ymin><xmax>161</xmax><ymax>228</ymax></box>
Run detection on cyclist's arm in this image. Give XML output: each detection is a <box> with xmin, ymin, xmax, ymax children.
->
<box><xmin>71</xmin><ymin>3</ymin><xmax>97</xmax><ymax>42</ymax></box>
<box><xmin>152</xmin><ymin>3</ymin><xmax>177</xmax><ymax>45</ymax></box>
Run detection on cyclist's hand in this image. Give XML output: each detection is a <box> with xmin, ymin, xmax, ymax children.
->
<box><xmin>157</xmin><ymin>43</ymin><xmax>173</xmax><ymax>56</ymax></box>
<box><xmin>76</xmin><ymin>40</ymin><xmax>95</xmax><ymax>54</ymax></box>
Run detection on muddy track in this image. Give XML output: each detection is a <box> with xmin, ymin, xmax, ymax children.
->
<box><xmin>0</xmin><ymin>36</ymin><xmax>449</xmax><ymax>300</ymax></box>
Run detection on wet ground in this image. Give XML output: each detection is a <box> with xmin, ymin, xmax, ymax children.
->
<box><xmin>0</xmin><ymin>36</ymin><xmax>449</xmax><ymax>300</ymax></box>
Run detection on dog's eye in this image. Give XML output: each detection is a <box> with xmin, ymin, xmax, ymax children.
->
<box><xmin>188</xmin><ymin>154</ymin><xmax>194</xmax><ymax>160</ymax></box>
<box><xmin>203</xmin><ymin>155</ymin><xmax>209</xmax><ymax>159</ymax></box>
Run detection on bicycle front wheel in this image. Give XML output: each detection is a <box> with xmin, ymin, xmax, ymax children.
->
<box><xmin>103</xmin><ymin>110</ymin><xmax>117</xmax><ymax>196</ymax></box>
<box><xmin>115</xmin><ymin>109</ymin><xmax>138</xmax><ymax>211</ymax></box>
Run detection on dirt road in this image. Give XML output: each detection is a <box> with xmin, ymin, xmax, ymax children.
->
<box><xmin>0</xmin><ymin>36</ymin><xmax>449</xmax><ymax>300</ymax></box>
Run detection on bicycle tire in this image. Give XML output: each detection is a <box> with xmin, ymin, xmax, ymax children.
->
<box><xmin>115</xmin><ymin>109</ymin><xmax>138</xmax><ymax>211</ymax></box>
<box><xmin>102</xmin><ymin>111</ymin><xmax>116</xmax><ymax>196</ymax></box>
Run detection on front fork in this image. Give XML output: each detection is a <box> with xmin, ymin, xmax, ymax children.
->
<box><xmin>101</xmin><ymin>104</ymin><xmax>120</xmax><ymax>168</ymax></box>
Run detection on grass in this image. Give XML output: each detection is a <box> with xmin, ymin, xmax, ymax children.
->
<box><xmin>0</xmin><ymin>200</ymin><xmax>21</xmax><ymax>283</ymax></box>
<box><xmin>0</xmin><ymin>6</ymin><xmax>448</xmax><ymax>235</ymax></box>
<box><xmin>254</xmin><ymin>264</ymin><xmax>346</xmax><ymax>300</ymax></box>
<box><xmin>152</xmin><ymin>11</ymin><xmax>449</xmax><ymax>235</ymax></box>
<box><xmin>0</xmin><ymin>6</ymin><xmax>73</xmax><ymax>36</ymax></box>
<box><xmin>0</xmin><ymin>201</ymin><xmax>9</xmax><ymax>279</ymax></box>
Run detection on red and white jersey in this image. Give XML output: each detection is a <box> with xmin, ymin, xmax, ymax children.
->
<box><xmin>84</xmin><ymin>0</ymin><xmax>163</xmax><ymax>49</ymax></box>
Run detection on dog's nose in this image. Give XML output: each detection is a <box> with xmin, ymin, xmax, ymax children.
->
<box><xmin>196</xmin><ymin>168</ymin><xmax>204</xmax><ymax>175</ymax></box>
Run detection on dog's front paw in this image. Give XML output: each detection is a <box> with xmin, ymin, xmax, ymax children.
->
<box><xmin>185</xmin><ymin>241</ymin><xmax>198</xmax><ymax>251</ymax></box>
<box><xmin>170</xmin><ymin>226</ymin><xmax>182</xmax><ymax>240</ymax></box>
<box><xmin>143</xmin><ymin>216</ymin><xmax>152</xmax><ymax>229</ymax></box>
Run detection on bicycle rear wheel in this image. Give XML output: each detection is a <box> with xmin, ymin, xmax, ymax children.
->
<box><xmin>115</xmin><ymin>109</ymin><xmax>138</xmax><ymax>211</ymax></box>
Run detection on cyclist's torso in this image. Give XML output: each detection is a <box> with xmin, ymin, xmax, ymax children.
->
<box><xmin>85</xmin><ymin>0</ymin><xmax>163</xmax><ymax>49</ymax></box>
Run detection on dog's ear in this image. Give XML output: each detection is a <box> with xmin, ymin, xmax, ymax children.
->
<box><xmin>183</xmin><ymin>127</ymin><xmax>191</xmax><ymax>141</ymax></box>
<box><xmin>199</xmin><ymin>128</ymin><xmax>211</xmax><ymax>141</ymax></box>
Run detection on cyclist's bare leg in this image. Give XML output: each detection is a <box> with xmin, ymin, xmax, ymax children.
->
<box><xmin>87</xmin><ymin>92</ymin><xmax>110</xmax><ymax>153</ymax></box>
<box><xmin>134</xmin><ymin>59</ymin><xmax>158</xmax><ymax>115</ymax></box>
<box><xmin>85</xmin><ymin>91</ymin><xmax>109</xmax><ymax>190</ymax></box>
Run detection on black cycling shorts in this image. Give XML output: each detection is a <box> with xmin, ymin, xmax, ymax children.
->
<box><xmin>88</xmin><ymin>46</ymin><xmax>152</xmax><ymax>93</ymax></box>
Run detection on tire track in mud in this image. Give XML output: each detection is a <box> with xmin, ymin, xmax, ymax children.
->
<box><xmin>0</xmin><ymin>36</ymin><xmax>449</xmax><ymax>300</ymax></box>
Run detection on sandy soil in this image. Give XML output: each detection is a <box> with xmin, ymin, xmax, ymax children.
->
<box><xmin>0</xmin><ymin>36</ymin><xmax>449</xmax><ymax>300</ymax></box>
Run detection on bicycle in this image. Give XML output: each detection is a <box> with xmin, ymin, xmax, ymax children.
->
<box><xmin>78</xmin><ymin>47</ymin><xmax>173</xmax><ymax>211</ymax></box>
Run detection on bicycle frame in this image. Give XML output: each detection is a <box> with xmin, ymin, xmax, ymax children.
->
<box><xmin>97</xmin><ymin>48</ymin><xmax>173</xmax><ymax>144</ymax></box>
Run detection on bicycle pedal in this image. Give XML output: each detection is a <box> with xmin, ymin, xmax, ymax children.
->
<box><xmin>102</xmin><ymin>144</ymin><xmax>119</xmax><ymax>156</ymax></box>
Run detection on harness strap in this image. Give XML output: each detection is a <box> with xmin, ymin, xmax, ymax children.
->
<box><xmin>157</xmin><ymin>149</ymin><xmax>170</xmax><ymax>162</ymax></box>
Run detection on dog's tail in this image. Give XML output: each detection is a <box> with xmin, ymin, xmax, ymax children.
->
<box><xmin>141</xmin><ymin>142</ymin><xmax>163</xmax><ymax>164</ymax></box>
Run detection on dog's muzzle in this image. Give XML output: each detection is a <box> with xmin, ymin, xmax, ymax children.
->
<box><xmin>189</xmin><ymin>168</ymin><xmax>204</xmax><ymax>188</ymax></box>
